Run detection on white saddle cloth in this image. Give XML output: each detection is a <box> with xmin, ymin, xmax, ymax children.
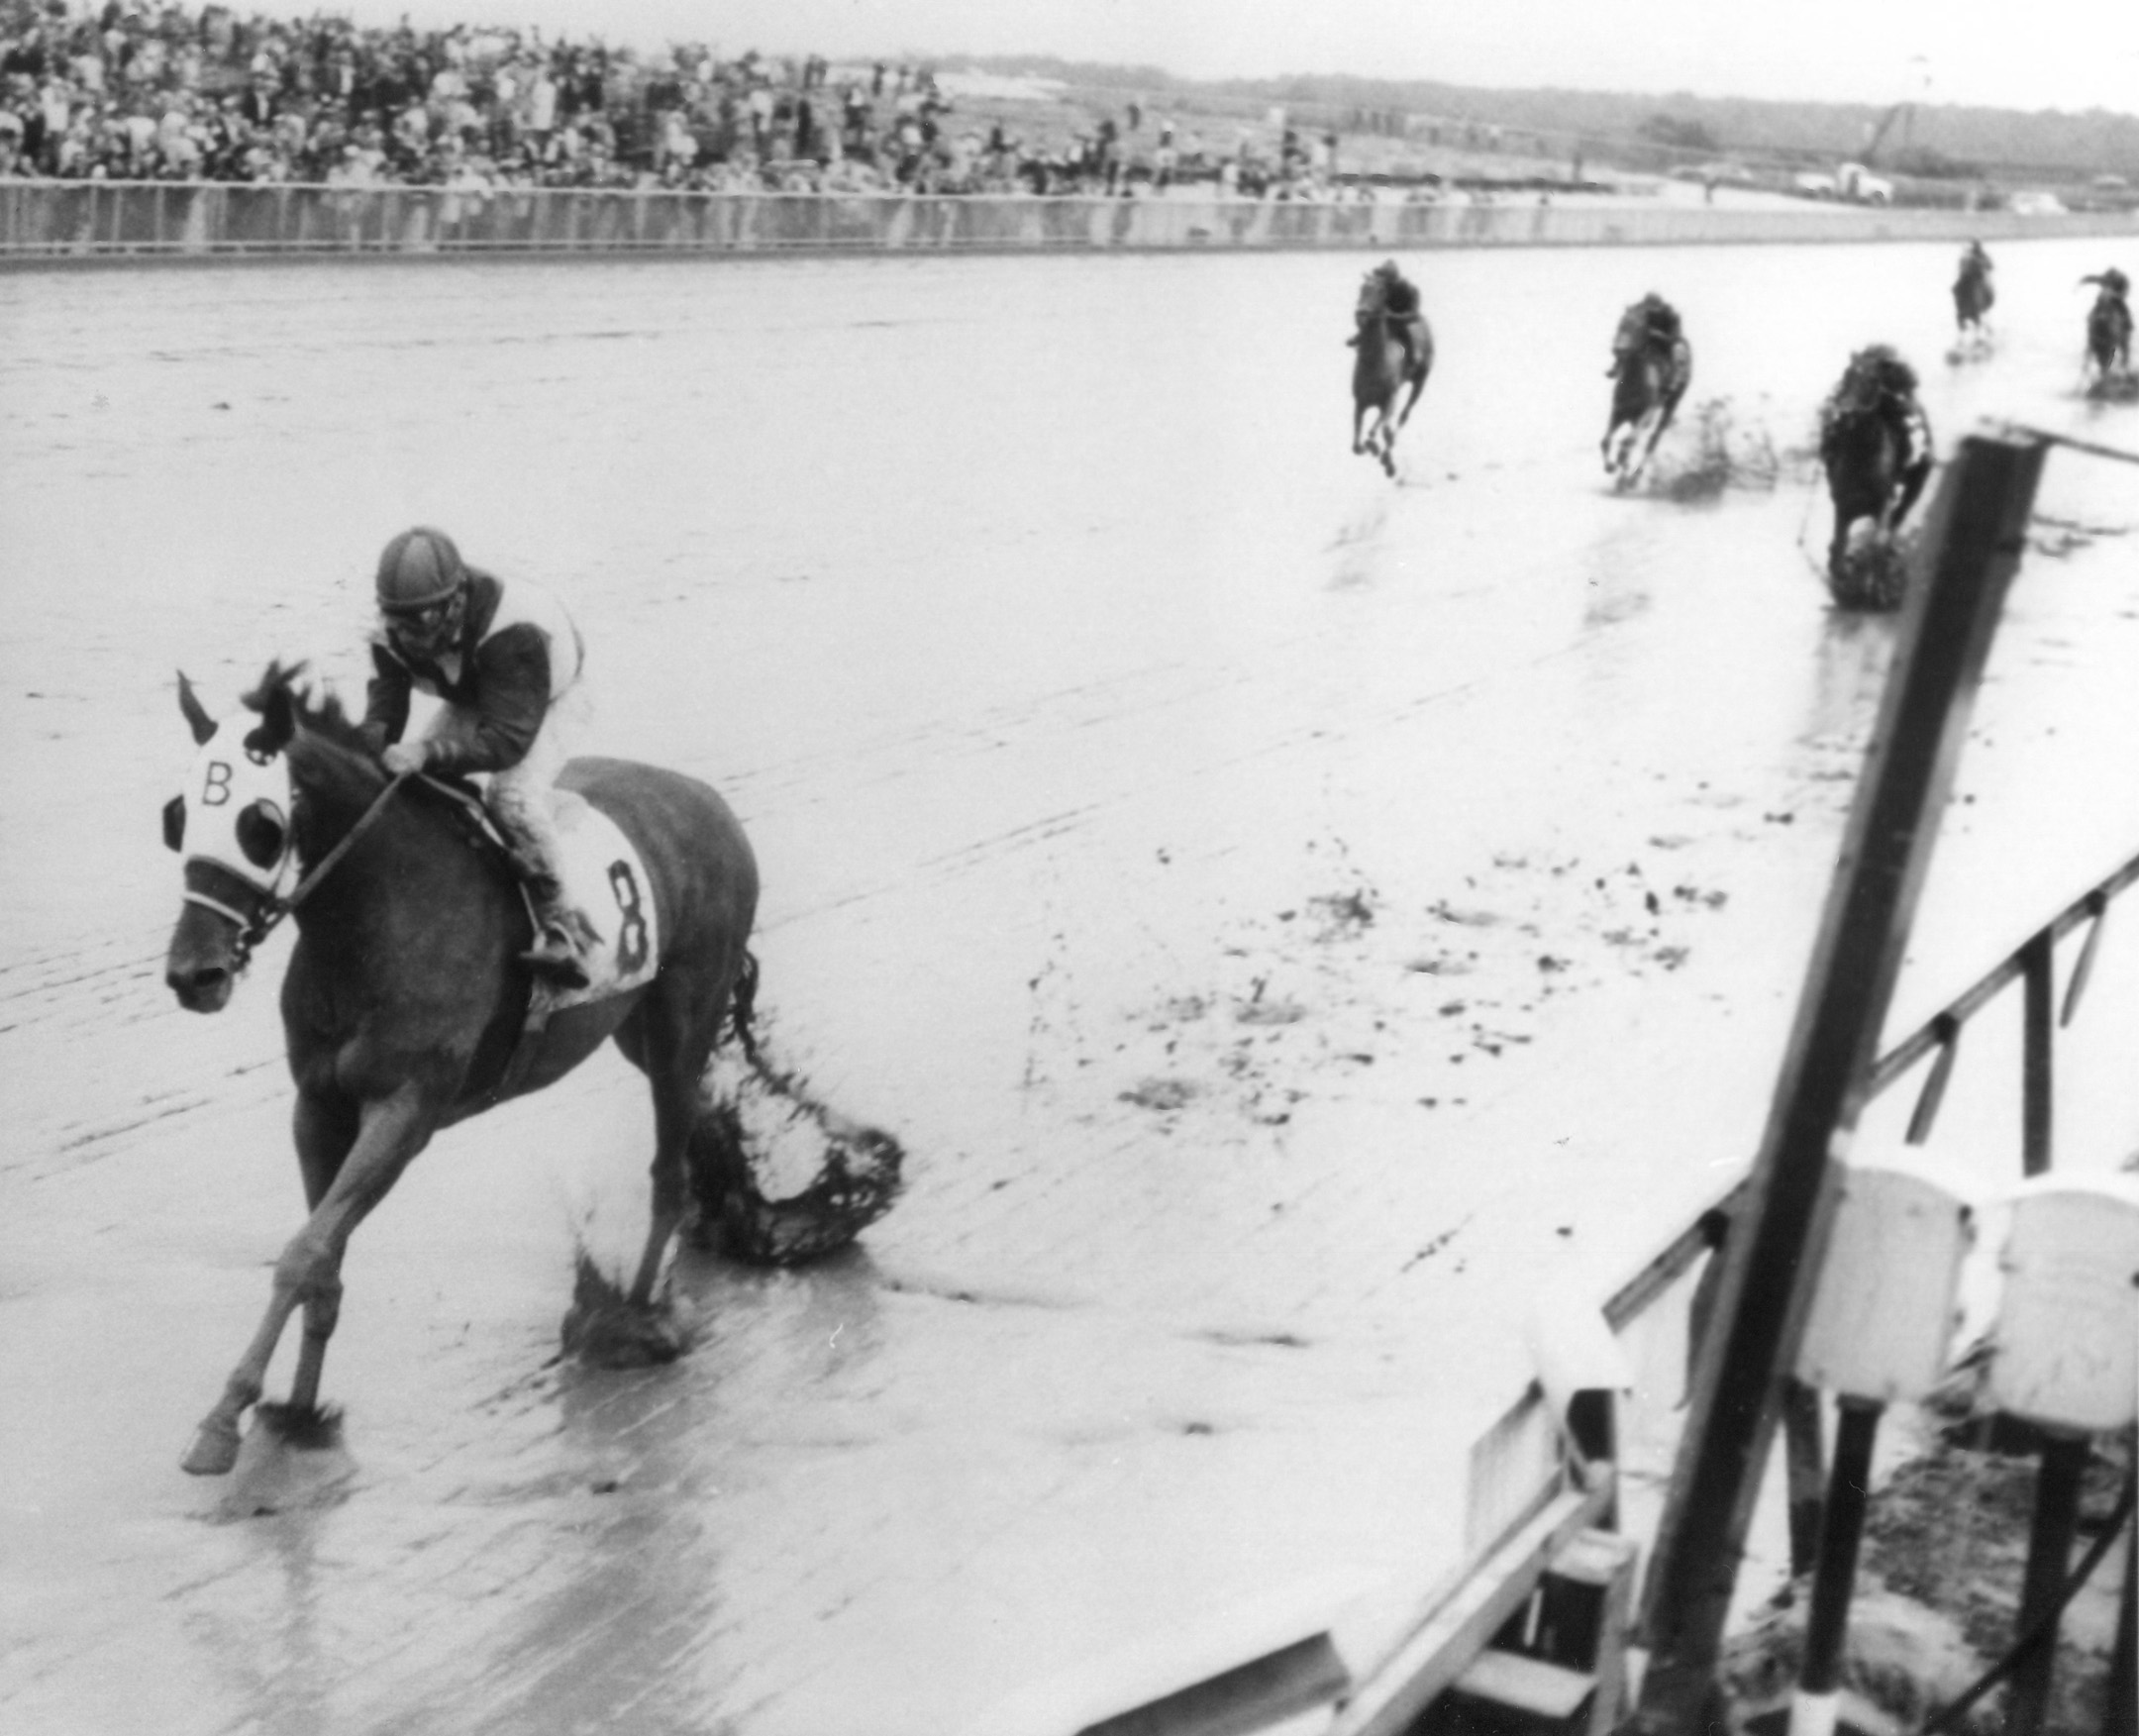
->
<box><xmin>540</xmin><ymin>789</ymin><xmax>662</xmax><ymax>1008</ymax></box>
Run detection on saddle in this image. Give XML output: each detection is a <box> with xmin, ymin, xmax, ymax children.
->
<box><xmin>411</xmin><ymin>772</ymin><xmax>662</xmax><ymax>1008</ymax></box>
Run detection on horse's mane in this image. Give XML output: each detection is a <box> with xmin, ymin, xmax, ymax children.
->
<box><xmin>239</xmin><ymin>660</ymin><xmax>366</xmax><ymax>751</ymax></box>
<box><xmin>239</xmin><ymin>659</ymin><xmax>390</xmax><ymax>846</ymax></box>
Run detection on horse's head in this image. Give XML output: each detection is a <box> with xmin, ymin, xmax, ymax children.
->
<box><xmin>162</xmin><ymin>664</ymin><xmax>304</xmax><ymax>1012</ymax></box>
<box><xmin>1356</xmin><ymin>270</ymin><xmax>1387</xmax><ymax>323</ymax></box>
<box><xmin>1611</xmin><ymin>301</ymin><xmax>1650</xmax><ymax>357</ymax></box>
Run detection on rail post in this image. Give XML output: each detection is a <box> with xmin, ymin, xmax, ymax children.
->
<box><xmin>1631</xmin><ymin>433</ymin><xmax>2049</xmax><ymax>1735</ymax></box>
<box><xmin>2006</xmin><ymin>1432</ymin><xmax>2091</xmax><ymax>1736</ymax></box>
<box><xmin>2020</xmin><ymin>929</ymin><xmax>2055</xmax><ymax>1175</ymax></box>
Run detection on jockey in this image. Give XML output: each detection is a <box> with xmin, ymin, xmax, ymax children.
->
<box><xmin>1608</xmin><ymin>291</ymin><xmax>1682</xmax><ymax>377</ymax></box>
<box><xmin>1349</xmin><ymin>257</ymin><xmax>1426</xmax><ymax>374</ymax></box>
<box><xmin>2083</xmin><ymin>267</ymin><xmax>2132</xmax><ymax>326</ymax></box>
<box><xmin>1821</xmin><ymin>345</ymin><xmax>1931</xmax><ymax>476</ymax></box>
<box><xmin>2083</xmin><ymin>268</ymin><xmax>2135</xmax><ymax>371</ymax></box>
<box><xmin>2084</xmin><ymin>266</ymin><xmax>2131</xmax><ymax>302</ymax></box>
<box><xmin>1958</xmin><ymin>239</ymin><xmax>1992</xmax><ymax>280</ymax></box>
<box><xmin>358</xmin><ymin>527</ymin><xmax>599</xmax><ymax>986</ymax></box>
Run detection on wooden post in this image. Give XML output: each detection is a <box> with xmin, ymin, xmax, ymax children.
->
<box><xmin>2106</xmin><ymin>1471</ymin><xmax>2136</xmax><ymax>1736</ymax></box>
<box><xmin>2006</xmin><ymin>1433</ymin><xmax>2091</xmax><ymax>1736</ymax></box>
<box><xmin>2020</xmin><ymin>930</ymin><xmax>2055</xmax><ymax>1176</ymax></box>
<box><xmin>1788</xmin><ymin>1399</ymin><xmax>1884</xmax><ymax>1736</ymax></box>
<box><xmin>1782</xmin><ymin>1380</ymin><xmax>1827</xmax><ymax>1580</ymax></box>
<box><xmin>1633</xmin><ymin>434</ymin><xmax>2049</xmax><ymax>1735</ymax></box>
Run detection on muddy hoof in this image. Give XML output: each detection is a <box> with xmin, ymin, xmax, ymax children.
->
<box><xmin>560</xmin><ymin>1257</ymin><xmax>688</xmax><ymax>1369</ymax></box>
<box><xmin>181</xmin><ymin>1418</ymin><xmax>242</xmax><ymax>1477</ymax></box>
<box><xmin>565</xmin><ymin>1304</ymin><xmax>686</xmax><ymax>1369</ymax></box>
<box><xmin>1829</xmin><ymin>535</ymin><xmax>1910</xmax><ymax>612</ymax></box>
<box><xmin>219</xmin><ymin>1405</ymin><xmax>356</xmax><ymax>1518</ymax></box>
<box><xmin>254</xmin><ymin>1402</ymin><xmax>346</xmax><ymax>1450</ymax></box>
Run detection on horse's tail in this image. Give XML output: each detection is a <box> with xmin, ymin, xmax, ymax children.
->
<box><xmin>727</xmin><ymin>948</ymin><xmax>763</xmax><ymax>1066</ymax></box>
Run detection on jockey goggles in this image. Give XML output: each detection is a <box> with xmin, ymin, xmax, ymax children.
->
<box><xmin>384</xmin><ymin>593</ymin><xmax>460</xmax><ymax>636</ymax></box>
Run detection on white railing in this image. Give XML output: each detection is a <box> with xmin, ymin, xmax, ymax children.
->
<box><xmin>6</xmin><ymin>180</ymin><xmax>2138</xmax><ymax>259</ymax></box>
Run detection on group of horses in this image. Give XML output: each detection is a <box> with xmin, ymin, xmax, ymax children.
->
<box><xmin>158</xmin><ymin>249</ymin><xmax>2137</xmax><ymax>1482</ymax></box>
<box><xmin>1348</xmin><ymin>251</ymin><xmax>2134</xmax><ymax>605</ymax></box>
<box><xmin>1349</xmin><ymin>267</ymin><xmax>1693</xmax><ymax>490</ymax></box>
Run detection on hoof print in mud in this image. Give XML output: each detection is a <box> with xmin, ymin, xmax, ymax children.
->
<box><xmin>689</xmin><ymin>1051</ymin><xmax>905</xmax><ymax>1267</ymax></box>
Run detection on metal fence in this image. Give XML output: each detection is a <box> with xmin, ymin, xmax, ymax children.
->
<box><xmin>7</xmin><ymin>179</ymin><xmax>2139</xmax><ymax>260</ymax></box>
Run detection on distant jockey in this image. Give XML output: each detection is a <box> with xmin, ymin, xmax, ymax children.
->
<box><xmin>1820</xmin><ymin>345</ymin><xmax>1931</xmax><ymax>476</ymax></box>
<box><xmin>2082</xmin><ymin>267</ymin><xmax>2133</xmax><ymax>370</ymax></box>
<box><xmin>358</xmin><ymin>527</ymin><xmax>599</xmax><ymax>987</ymax></box>
<box><xmin>1609</xmin><ymin>291</ymin><xmax>1683</xmax><ymax>377</ymax></box>
<box><xmin>1350</xmin><ymin>257</ymin><xmax>1428</xmax><ymax>375</ymax></box>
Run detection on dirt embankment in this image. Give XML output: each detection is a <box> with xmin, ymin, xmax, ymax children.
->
<box><xmin>1721</xmin><ymin>1421</ymin><xmax>2134</xmax><ymax>1736</ymax></box>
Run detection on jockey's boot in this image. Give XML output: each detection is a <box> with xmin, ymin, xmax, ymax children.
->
<box><xmin>521</xmin><ymin>875</ymin><xmax>597</xmax><ymax>990</ymax></box>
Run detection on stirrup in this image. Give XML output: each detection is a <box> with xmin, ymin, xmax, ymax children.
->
<box><xmin>522</xmin><ymin>922</ymin><xmax>592</xmax><ymax>989</ymax></box>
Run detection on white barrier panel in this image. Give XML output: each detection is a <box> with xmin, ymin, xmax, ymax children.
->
<box><xmin>7</xmin><ymin>181</ymin><xmax>2139</xmax><ymax>259</ymax></box>
<box><xmin>1794</xmin><ymin>1152</ymin><xmax>1976</xmax><ymax>1405</ymax></box>
<box><xmin>1988</xmin><ymin>1174</ymin><xmax>2139</xmax><ymax>1434</ymax></box>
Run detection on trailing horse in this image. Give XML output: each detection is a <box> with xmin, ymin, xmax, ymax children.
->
<box><xmin>161</xmin><ymin>663</ymin><xmax>897</xmax><ymax>1477</ymax></box>
<box><xmin>1952</xmin><ymin>259</ymin><xmax>1993</xmax><ymax>344</ymax></box>
<box><xmin>2085</xmin><ymin>293</ymin><xmax>2134</xmax><ymax>384</ymax></box>
<box><xmin>1601</xmin><ymin>305</ymin><xmax>1693</xmax><ymax>488</ymax></box>
<box><xmin>1351</xmin><ymin>271</ymin><xmax>1434</xmax><ymax>477</ymax></box>
<box><xmin>1819</xmin><ymin>394</ymin><xmax>1931</xmax><ymax>609</ymax></box>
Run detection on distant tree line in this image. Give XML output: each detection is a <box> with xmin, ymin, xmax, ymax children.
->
<box><xmin>955</xmin><ymin>55</ymin><xmax>2139</xmax><ymax>181</ymax></box>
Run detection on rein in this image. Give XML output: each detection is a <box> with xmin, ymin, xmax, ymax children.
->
<box><xmin>191</xmin><ymin>769</ymin><xmax>415</xmax><ymax>970</ymax></box>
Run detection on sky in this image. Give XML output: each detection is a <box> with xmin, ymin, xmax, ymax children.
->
<box><xmin>322</xmin><ymin>0</ymin><xmax>2139</xmax><ymax>117</ymax></box>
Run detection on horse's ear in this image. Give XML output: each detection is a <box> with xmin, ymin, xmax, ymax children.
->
<box><xmin>245</xmin><ymin>682</ymin><xmax>296</xmax><ymax>759</ymax></box>
<box><xmin>176</xmin><ymin>672</ymin><xmax>216</xmax><ymax>746</ymax></box>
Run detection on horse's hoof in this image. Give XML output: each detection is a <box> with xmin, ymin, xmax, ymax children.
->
<box><xmin>181</xmin><ymin>1419</ymin><xmax>242</xmax><ymax>1477</ymax></box>
<box><xmin>571</xmin><ymin>1306</ymin><xmax>686</xmax><ymax>1370</ymax></box>
<box><xmin>560</xmin><ymin>1257</ymin><xmax>690</xmax><ymax>1369</ymax></box>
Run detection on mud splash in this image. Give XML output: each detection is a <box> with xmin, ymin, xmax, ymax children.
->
<box><xmin>687</xmin><ymin>1043</ymin><xmax>905</xmax><ymax>1267</ymax></box>
<box><xmin>1642</xmin><ymin>396</ymin><xmax>1783</xmax><ymax>503</ymax></box>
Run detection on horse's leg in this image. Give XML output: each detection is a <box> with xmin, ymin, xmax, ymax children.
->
<box><xmin>182</xmin><ymin>1084</ymin><xmax>436</xmax><ymax>1475</ymax></box>
<box><xmin>622</xmin><ymin>977</ymin><xmax>730</xmax><ymax>1308</ymax></box>
<box><xmin>1352</xmin><ymin>400</ymin><xmax>1369</xmax><ymax>457</ymax></box>
<box><xmin>1372</xmin><ymin>403</ymin><xmax>1397</xmax><ymax>475</ymax></box>
<box><xmin>1828</xmin><ymin>506</ymin><xmax>1853</xmax><ymax>580</ymax></box>
<box><xmin>1893</xmin><ymin>460</ymin><xmax>1933</xmax><ymax>530</ymax></box>
<box><xmin>1637</xmin><ymin>390</ymin><xmax>1682</xmax><ymax>474</ymax></box>
<box><xmin>1394</xmin><ymin>368</ymin><xmax>1427</xmax><ymax>431</ymax></box>
<box><xmin>286</xmin><ymin>1087</ymin><xmax>360</xmax><ymax>1413</ymax></box>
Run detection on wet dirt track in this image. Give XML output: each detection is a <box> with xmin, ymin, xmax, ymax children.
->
<box><xmin>4</xmin><ymin>239</ymin><xmax>2139</xmax><ymax>1736</ymax></box>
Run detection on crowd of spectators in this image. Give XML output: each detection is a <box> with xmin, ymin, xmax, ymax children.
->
<box><xmin>0</xmin><ymin>0</ymin><xmax>1376</xmax><ymax>195</ymax></box>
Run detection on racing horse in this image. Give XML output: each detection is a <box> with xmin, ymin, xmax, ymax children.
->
<box><xmin>1351</xmin><ymin>270</ymin><xmax>1434</xmax><ymax>476</ymax></box>
<box><xmin>1819</xmin><ymin>373</ymin><xmax>1932</xmax><ymax>599</ymax></box>
<box><xmin>162</xmin><ymin>663</ymin><xmax>775</xmax><ymax>1476</ymax></box>
<box><xmin>1601</xmin><ymin>305</ymin><xmax>1693</xmax><ymax>488</ymax></box>
<box><xmin>1952</xmin><ymin>254</ymin><xmax>1994</xmax><ymax>344</ymax></box>
<box><xmin>2084</xmin><ymin>278</ymin><xmax>2133</xmax><ymax>382</ymax></box>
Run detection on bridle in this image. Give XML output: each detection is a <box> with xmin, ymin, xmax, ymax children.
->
<box><xmin>184</xmin><ymin>770</ymin><xmax>415</xmax><ymax>972</ymax></box>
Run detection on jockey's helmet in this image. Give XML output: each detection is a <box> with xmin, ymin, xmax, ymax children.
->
<box><xmin>375</xmin><ymin>527</ymin><xmax>467</xmax><ymax>660</ymax></box>
<box><xmin>375</xmin><ymin>527</ymin><xmax>465</xmax><ymax>613</ymax></box>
